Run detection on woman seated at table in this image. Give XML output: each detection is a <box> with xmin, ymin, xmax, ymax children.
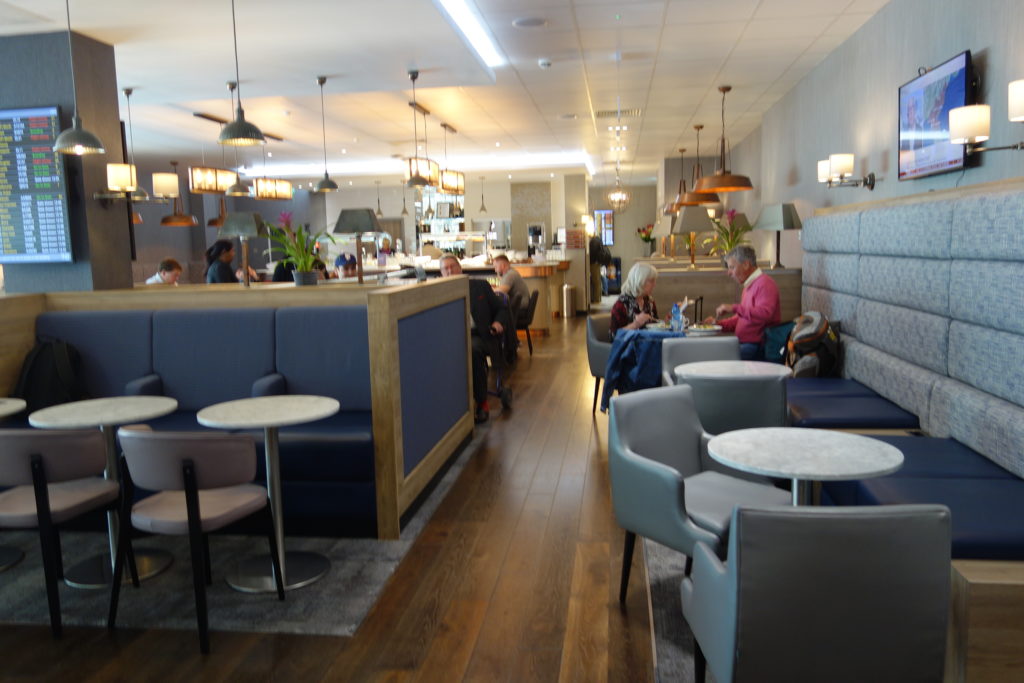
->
<box><xmin>610</xmin><ymin>262</ymin><xmax>660</xmax><ymax>334</ymax></box>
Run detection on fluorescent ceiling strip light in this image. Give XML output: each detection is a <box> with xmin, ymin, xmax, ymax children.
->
<box><xmin>434</xmin><ymin>0</ymin><xmax>505</xmax><ymax>68</ymax></box>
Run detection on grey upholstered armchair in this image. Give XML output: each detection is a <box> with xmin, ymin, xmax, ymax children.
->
<box><xmin>660</xmin><ymin>336</ymin><xmax>741</xmax><ymax>386</ymax></box>
<box><xmin>681</xmin><ymin>504</ymin><xmax>952</xmax><ymax>683</ymax></box>
<box><xmin>674</xmin><ymin>364</ymin><xmax>788</xmax><ymax>435</ymax></box>
<box><xmin>608</xmin><ymin>385</ymin><xmax>789</xmax><ymax>603</ymax></box>
<box><xmin>586</xmin><ymin>314</ymin><xmax>612</xmax><ymax>413</ymax></box>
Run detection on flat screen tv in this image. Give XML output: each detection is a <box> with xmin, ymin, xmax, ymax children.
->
<box><xmin>898</xmin><ymin>51</ymin><xmax>973</xmax><ymax>181</ymax></box>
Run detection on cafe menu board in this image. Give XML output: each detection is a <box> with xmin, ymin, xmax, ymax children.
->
<box><xmin>0</xmin><ymin>106</ymin><xmax>73</xmax><ymax>263</ymax></box>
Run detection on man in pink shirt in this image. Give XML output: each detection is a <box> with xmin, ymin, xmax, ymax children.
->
<box><xmin>705</xmin><ymin>245</ymin><xmax>781</xmax><ymax>360</ymax></box>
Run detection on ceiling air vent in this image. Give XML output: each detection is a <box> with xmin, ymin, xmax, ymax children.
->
<box><xmin>594</xmin><ymin>108</ymin><xmax>642</xmax><ymax>119</ymax></box>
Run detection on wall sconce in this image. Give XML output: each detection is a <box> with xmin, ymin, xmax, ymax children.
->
<box><xmin>817</xmin><ymin>153</ymin><xmax>876</xmax><ymax>189</ymax></box>
<box><xmin>948</xmin><ymin>82</ymin><xmax>1024</xmax><ymax>155</ymax></box>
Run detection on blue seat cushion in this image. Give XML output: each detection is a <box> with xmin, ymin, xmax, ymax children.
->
<box><xmin>855</xmin><ymin>476</ymin><xmax>1024</xmax><ymax>560</ymax></box>
<box><xmin>785</xmin><ymin>377</ymin><xmax>878</xmax><ymax>399</ymax></box>
<box><xmin>242</xmin><ymin>411</ymin><xmax>375</xmax><ymax>483</ymax></box>
<box><xmin>141</xmin><ymin>410</ymin><xmax>220</xmax><ymax>432</ymax></box>
<box><xmin>788</xmin><ymin>395</ymin><xmax>919</xmax><ymax>429</ymax></box>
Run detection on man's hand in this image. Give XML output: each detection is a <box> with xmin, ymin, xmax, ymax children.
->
<box><xmin>715</xmin><ymin>303</ymin><xmax>735</xmax><ymax>319</ymax></box>
<box><xmin>703</xmin><ymin>315</ymin><xmax>717</xmax><ymax>325</ymax></box>
<box><xmin>490</xmin><ymin>321</ymin><xmax>504</xmax><ymax>335</ymax></box>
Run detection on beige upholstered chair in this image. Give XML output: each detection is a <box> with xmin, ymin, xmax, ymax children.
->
<box><xmin>0</xmin><ymin>429</ymin><xmax>119</xmax><ymax>638</ymax></box>
<box><xmin>108</xmin><ymin>426</ymin><xmax>283</xmax><ymax>654</ymax></box>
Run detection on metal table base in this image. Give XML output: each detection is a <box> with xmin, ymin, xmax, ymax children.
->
<box><xmin>64</xmin><ymin>549</ymin><xmax>173</xmax><ymax>590</ymax></box>
<box><xmin>227</xmin><ymin>551</ymin><xmax>330</xmax><ymax>593</ymax></box>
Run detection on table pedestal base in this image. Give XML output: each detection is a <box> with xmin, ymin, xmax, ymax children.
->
<box><xmin>0</xmin><ymin>545</ymin><xmax>24</xmax><ymax>572</ymax></box>
<box><xmin>227</xmin><ymin>551</ymin><xmax>329</xmax><ymax>593</ymax></box>
<box><xmin>64</xmin><ymin>549</ymin><xmax>173</xmax><ymax>589</ymax></box>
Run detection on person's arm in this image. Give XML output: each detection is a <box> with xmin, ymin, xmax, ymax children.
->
<box><xmin>485</xmin><ymin>285</ymin><xmax>511</xmax><ymax>334</ymax></box>
<box><xmin>611</xmin><ymin>300</ymin><xmax>652</xmax><ymax>332</ymax></box>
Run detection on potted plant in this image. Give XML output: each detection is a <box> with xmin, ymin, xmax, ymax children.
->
<box><xmin>264</xmin><ymin>212</ymin><xmax>334</xmax><ymax>286</ymax></box>
<box><xmin>702</xmin><ymin>209</ymin><xmax>751</xmax><ymax>260</ymax></box>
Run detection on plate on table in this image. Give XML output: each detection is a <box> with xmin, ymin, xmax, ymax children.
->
<box><xmin>687</xmin><ymin>324</ymin><xmax>721</xmax><ymax>337</ymax></box>
<box><xmin>645</xmin><ymin>321</ymin><xmax>670</xmax><ymax>330</ymax></box>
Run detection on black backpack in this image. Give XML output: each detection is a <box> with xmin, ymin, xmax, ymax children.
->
<box><xmin>13</xmin><ymin>339</ymin><xmax>90</xmax><ymax>413</ymax></box>
<box><xmin>786</xmin><ymin>312</ymin><xmax>840</xmax><ymax>378</ymax></box>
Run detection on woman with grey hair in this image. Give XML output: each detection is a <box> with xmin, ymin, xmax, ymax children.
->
<box><xmin>610</xmin><ymin>261</ymin><xmax>660</xmax><ymax>334</ymax></box>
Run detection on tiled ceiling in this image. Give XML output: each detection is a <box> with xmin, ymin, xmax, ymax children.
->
<box><xmin>0</xmin><ymin>0</ymin><xmax>888</xmax><ymax>186</ymax></box>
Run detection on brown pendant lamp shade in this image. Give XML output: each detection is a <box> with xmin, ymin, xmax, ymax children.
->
<box><xmin>159</xmin><ymin>162</ymin><xmax>199</xmax><ymax>227</ymax></box>
<box><xmin>680</xmin><ymin>125</ymin><xmax>720</xmax><ymax>206</ymax></box>
<box><xmin>695</xmin><ymin>86</ymin><xmax>752</xmax><ymax>193</ymax></box>
<box><xmin>662</xmin><ymin>148</ymin><xmax>685</xmax><ymax>215</ymax></box>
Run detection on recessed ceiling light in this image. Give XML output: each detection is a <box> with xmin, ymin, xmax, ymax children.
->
<box><xmin>549</xmin><ymin>173</ymin><xmax>554</xmax><ymax>178</ymax></box>
<box><xmin>341</xmin><ymin>148</ymin><xmax>347</xmax><ymax>154</ymax></box>
<box><xmin>495</xmin><ymin>141</ymin><xmax>501</xmax><ymax>147</ymax></box>
<box><xmin>349</xmin><ymin>180</ymin><xmax>353</xmax><ymax>186</ymax></box>
<box><xmin>267</xmin><ymin>152</ymin><xmax>273</xmax><ymax>157</ymax></box>
<box><xmin>558</xmin><ymin>113</ymin><xmax>578</xmax><ymax>121</ymax></box>
<box><xmin>512</xmin><ymin>16</ymin><xmax>547</xmax><ymax>29</ymax></box>
<box><xmin>507</xmin><ymin>174</ymin><xmax>512</xmax><ymax>179</ymax></box>
<box><xmin>608</xmin><ymin>125</ymin><xmax>628</xmax><ymax>131</ymax></box>
<box><xmin>611</xmin><ymin>145</ymin><xmax>626</xmax><ymax>151</ymax></box>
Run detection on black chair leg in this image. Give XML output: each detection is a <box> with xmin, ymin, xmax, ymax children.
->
<box><xmin>526</xmin><ymin>328</ymin><xmax>533</xmax><ymax>355</ymax></box>
<box><xmin>592</xmin><ymin>377</ymin><xmax>602</xmax><ymax>413</ymax></box>
<box><xmin>619</xmin><ymin>530</ymin><xmax>636</xmax><ymax>604</ymax></box>
<box><xmin>684</xmin><ymin>554</ymin><xmax>693</xmax><ymax>577</ymax></box>
<box><xmin>202</xmin><ymin>534</ymin><xmax>212</xmax><ymax>586</ymax></box>
<box><xmin>264</xmin><ymin>505</ymin><xmax>285</xmax><ymax>601</ymax></box>
<box><xmin>108</xmin><ymin>505</ymin><xmax>134</xmax><ymax>629</ymax></box>
<box><xmin>37</xmin><ymin>525</ymin><xmax>62</xmax><ymax>639</ymax></box>
<box><xmin>183</xmin><ymin>462</ymin><xmax>209</xmax><ymax>654</ymax></box>
<box><xmin>694</xmin><ymin>641</ymin><xmax>707</xmax><ymax>683</ymax></box>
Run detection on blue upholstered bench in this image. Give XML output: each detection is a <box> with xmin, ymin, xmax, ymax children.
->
<box><xmin>785</xmin><ymin>378</ymin><xmax>920</xmax><ymax>429</ymax></box>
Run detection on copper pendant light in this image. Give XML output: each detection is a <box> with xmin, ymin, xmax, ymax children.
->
<box><xmin>662</xmin><ymin>147</ymin><xmax>685</xmax><ymax>215</ymax></box>
<box><xmin>695</xmin><ymin>86</ymin><xmax>752</xmax><ymax>193</ymax></box>
<box><xmin>679</xmin><ymin>125</ymin><xmax>720</xmax><ymax>206</ymax></box>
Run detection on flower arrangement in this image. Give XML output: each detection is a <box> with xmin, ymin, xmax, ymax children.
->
<box><xmin>264</xmin><ymin>211</ymin><xmax>334</xmax><ymax>272</ymax></box>
<box><xmin>636</xmin><ymin>223</ymin><xmax>655</xmax><ymax>243</ymax></box>
<box><xmin>703</xmin><ymin>209</ymin><xmax>751</xmax><ymax>256</ymax></box>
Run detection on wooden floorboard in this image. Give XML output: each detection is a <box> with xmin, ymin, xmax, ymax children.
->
<box><xmin>0</xmin><ymin>316</ymin><xmax>655</xmax><ymax>682</ymax></box>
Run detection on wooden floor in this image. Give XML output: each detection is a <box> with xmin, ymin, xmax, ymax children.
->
<box><xmin>0</xmin><ymin>316</ymin><xmax>656</xmax><ymax>682</ymax></box>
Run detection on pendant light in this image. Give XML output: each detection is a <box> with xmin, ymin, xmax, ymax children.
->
<box><xmin>122</xmin><ymin>88</ymin><xmax>149</xmax><ymax>202</ymax></box>
<box><xmin>478</xmin><ymin>176</ymin><xmax>487</xmax><ymax>214</ymax></box>
<box><xmin>159</xmin><ymin>162</ymin><xmax>199</xmax><ymax>227</ymax></box>
<box><xmin>218</xmin><ymin>0</ymin><xmax>265</xmax><ymax>147</ymax></box>
<box><xmin>400</xmin><ymin>181</ymin><xmax>409</xmax><ymax>216</ymax></box>
<box><xmin>223</xmin><ymin>82</ymin><xmax>253</xmax><ymax>197</ymax></box>
<box><xmin>606</xmin><ymin>84</ymin><xmax>631</xmax><ymax>211</ymax></box>
<box><xmin>405</xmin><ymin>70</ymin><xmax>438</xmax><ymax>188</ymax></box>
<box><xmin>663</xmin><ymin>148</ymin><xmax>686</xmax><ymax>215</ymax></box>
<box><xmin>607</xmin><ymin>161</ymin><xmax>631</xmax><ymax>211</ymax></box>
<box><xmin>679</xmin><ymin>125</ymin><xmax>720</xmax><ymax>206</ymax></box>
<box><xmin>53</xmin><ymin>0</ymin><xmax>105</xmax><ymax>155</ymax></box>
<box><xmin>375</xmin><ymin>180</ymin><xmax>384</xmax><ymax>217</ymax></box>
<box><xmin>695</xmin><ymin>86</ymin><xmax>752</xmax><ymax>193</ymax></box>
<box><xmin>313</xmin><ymin>76</ymin><xmax>338</xmax><ymax>192</ymax></box>
<box><xmin>439</xmin><ymin>123</ymin><xmax>465</xmax><ymax>195</ymax></box>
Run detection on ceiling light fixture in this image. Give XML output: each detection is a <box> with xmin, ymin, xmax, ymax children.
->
<box><xmin>663</xmin><ymin>148</ymin><xmax>686</xmax><ymax>216</ymax></box>
<box><xmin>313</xmin><ymin>76</ymin><xmax>339</xmax><ymax>192</ymax></box>
<box><xmin>400</xmin><ymin>180</ymin><xmax>409</xmax><ymax>216</ymax></box>
<box><xmin>159</xmin><ymin>162</ymin><xmax>199</xmax><ymax>227</ymax></box>
<box><xmin>439</xmin><ymin>122</ymin><xmax>465</xmax><ymax>195</ymax></box>
<box><xmin>478</xmin><ymin>176</ymin><xmax>487</xmax><ymax>214</ymax></box>
<box><xmin>53</xmin><ymin>0</ymin><xmax>104</xmax><ymax>155</ymax></box>
<box><xmin>695</xmin><ymin>86</ymin><xmax>753</xmax><ymax>193</ymax></box>
<box><xmin>375</xmin><ymin>180</ymin><xmax>384</xmax><ymax>217</ymax></box>
<box><xmin>436</xmin><ymin>0</ymin><xmax>505</xmax><ymax>68</ymax></box>
<box><xmin>405</xmin><ymin>70</ymin><xmax>439</xmax><ymax>188</ymax></box>
<box><xmin>95</xmin><ymin>88</ymin><xmax>159</xmax><ymax>214</ymax></box>
<box><xmin>680</xmin><ymin>125</ymin><xmax>720</xmax><ymax>207</ymax></box>
<box><xmin>607</xmin><ymin>163</ymin><xmax>631</xmax><ymax>211</ymax></box>
<box><xmin>218</xmin><ymin>0</ymin><xmax>265</xmax><ymax>147</ymax></box>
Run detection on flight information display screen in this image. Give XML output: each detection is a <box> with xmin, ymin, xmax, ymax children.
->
<box><xmin>0</xmin><ymin>106</ymin><xmax>73</xmax><ymax>263</ymax></box>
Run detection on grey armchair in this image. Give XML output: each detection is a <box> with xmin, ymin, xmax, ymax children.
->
<box><xmin>608</xmin><ymin>385</ymin><xmax>789</xmax><ymax>603</ymax></box>
<box><xmin>661</xmin><ymin>336</ymin><xmax>740</xmax><ymax>386</ymax></box>
<box><xmin>675</xmin><ymin>365</ymin><xmax>788</xmax><ymax>436</ymax></box>
<box><xmin>681</xmin><ymin>504</ymin><xmax>951</xmax><ymax>683</ymax></box>
<box><xmin>586</xmin><ymin>314</ymin><xmax>612</xmax><ymax>413</ymax></box>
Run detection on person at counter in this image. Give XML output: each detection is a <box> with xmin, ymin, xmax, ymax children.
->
<box><xmin>610</xmin><ymin>262</ymin><xmax>660</xmax><ymax>335</ymax></box>
<box><xmin>145</xmin><ymin>258</ymin><xmax>182</xmax><ymax>285</ymax></box>
<box><xmin>492</xmin><ymin>254</ymin><xmax>529</xmax><ymax>319</ymax></box>
<box><xmin>440</xmin><ymin>254</ymin><xmax>512</xmax><ymax>424</ymax></box>
<box><xmin>705</xmin><ymin>245</ymin><xmax>780</xmax><ymax>360</ymax></box>
<box><xmin>335</xmin><ymin>252</ymin><xmax>357</xmax><ymax>278</ymax></box>
<box><xmin>205</xmin><ymin>240</ymin><xmax>238</xmax><ymax>283</ymax></box>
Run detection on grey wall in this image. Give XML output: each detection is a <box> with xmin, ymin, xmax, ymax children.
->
<box><xmin>1</xmin><ymin>31</ymin><xmax>131</xmax><ymax>292</ymax></box>
<box><xmin>591</xmin><ymin>184</ymin><xmax>657</xmax><ymax>276</ymax></box>
<box><xmin>510</xmin><ymin>182</ymin><xmax>551</xmax><ymax>251</ymax></box>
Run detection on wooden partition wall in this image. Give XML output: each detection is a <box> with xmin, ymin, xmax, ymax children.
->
<box><xmin>0</xmin><ymin>278</ymin><xmax>473</xmax><ymax>539</ymax></box>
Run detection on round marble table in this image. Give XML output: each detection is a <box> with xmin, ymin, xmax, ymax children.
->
<box><xmin>29</xmin><ymin>396</ymin><xmax>179</xmax><ymax>588</ymax></box>
<box><xmin>675</xmin><ymin>359</ymin><xmax>793</xmax><ymax>380</ymax></box>
<box><xmin>707</xmin><ymin>427</ymin><xmax>904</xmax><ymax>505</ymax></box>
<box><xmin>197</xmin><ymin>394</ymin><xmax>340</xmax><ymax>593</ymax></box>
<box><xmin>0</xmin><ymin>397</ymin><xmax>28</xmax><ymax>571</ymax></box>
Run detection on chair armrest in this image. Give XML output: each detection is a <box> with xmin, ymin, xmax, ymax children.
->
<box><xmin>681</xmin><ymin>541</ymin><xmax>736</xmax><ymax>683</ymax></box>
<box><xmin>124</xmin><ymin>374</ymin><xmax>162</xmax><ymax>396</ymax></box>
<box><xmin>610</xmin><ymin>448</ymin><xmax>720</xmax><ymax>554</ymax></box>
<box><xmin>252</xmin><ymin>373</ymin><xmax>286</xmax><ymax>397</ymax></box>
<box><xmin>662</xmin><ymin>370</ymin><xmax>674</xmax><ymax>386</ymax></box>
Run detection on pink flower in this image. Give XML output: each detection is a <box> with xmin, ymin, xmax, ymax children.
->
<box><xmin>278</xmin><ymin>211</ymin><xmax>293</xmax><ymax>228</ymax></box>
<box><xmin>725</xmin><ymin>208</ymin><xmax>737</xmax><ymax>224</ymax></box>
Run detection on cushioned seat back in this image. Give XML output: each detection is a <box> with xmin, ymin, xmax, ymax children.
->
<box><xmin>118</xmin><ymin>427</ymin><xmax>257</xmax><ymax>491</ymax></box>
<box><xmin>275</xmin><ymin>307</ymin><xmax>371</xmax><ymax>409</ymax></box>
<box><xmin>586</xmin><ymin>314</ymin><xmax>612</xmax><ymax>378</ymax></box>
<box><xmin>517</xmin><ymin>290</ymin><xmax>539</xmax><ymax>329</ymax></box>
<box><xmin>679</xmin><ymin>374</ymin><xmax>787</xmax><ymax>435</ymax></box>
<box><xmin>0</xmin><ymin>429</ymin><xmax>106</xmax><ymax>485</ymax></box>
<box><xmin>729</xmin><ymin>505</ymin><xmax>951</xmax><ymax>682</ymax></box>
<box><xmin>36</xmin><ymin>311</ymin><xmax>153</xmax><ymax>398</ymax></box>
<box><xmin>662</xmin><ymin>337</ymin><xmax>740</xmax><ymax>384</ymax></box>
<box><xmin>152</xmin><ymin>308</ymin><xmax>276</xmax><ymax>411</ymax></box>
<box><xmin>610</xmin><ymin>384</ymin><xmax>705</xmax><ymax>478</ymax></box>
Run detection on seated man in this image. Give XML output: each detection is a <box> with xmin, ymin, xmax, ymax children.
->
<box><xmin>705</xmin><ymin>245</ymin><xmax>780</xmax><ymax>360</ymax></box>
<box><xmin>145</xmin><ymin>258</ymin><xmax>183</xmax><ymax>285</ymax></box>
<box><xmin>492</xmin><ymin>254</ymin><xmax>530</xmax><ymax>322</ymax></box>
<box><xmin>440</xmin><ymin>254</ymin><xmax>512</xmax><ymax>424</ymax></box>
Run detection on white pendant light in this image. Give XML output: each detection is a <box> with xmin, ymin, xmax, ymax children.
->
<box><xmin>53</xmin><ymin>0</ymin><xmax>105</xmax><ymax>156</ymax></box>
<box><xmin>218</xmin><ymin>0</ymin><xmax>265</xmax><ymax>147</ymax></box>
<box><xmin>313</xmin><ymin>76</ymin><xmax>338</xmax><ymax>192</ymax></box>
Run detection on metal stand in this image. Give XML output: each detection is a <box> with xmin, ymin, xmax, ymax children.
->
<box><xmin>64</xmin><ymin>549</ymin><xmax>173</xmax><ymax>589</ymax></box>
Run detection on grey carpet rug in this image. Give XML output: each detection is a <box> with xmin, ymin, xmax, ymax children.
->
<box><xmin>0</xmin><ymin>425</ymin><xmax>486</xmax><ymax>637</ymax></box>
<box><xmin>645</xmin><ymin>539</ymin><xmax>698</xmax><ymax>683</ymax></box>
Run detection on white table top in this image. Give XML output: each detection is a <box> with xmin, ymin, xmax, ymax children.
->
<box><xmin>0</xmin><ymin>397</ymin><xmax>27</xmax><ymax>419</ymax></box>
<box><xmin>707</xmin><ymin>427</ymin><xmax>904</xmax><ymax>481</ymax></box>
<box><xmin>28</xmin><ymin>396</ymin><xmax>178</xmax><ymax>430</ymax></box>
<box><xmin>675</xmin><ymin>360</ymin><xmax>793</xmax><ymax>379</ymax></box>
<box><xmin>196</xmin><ymin>395</ymin><xmax>340</xmax><ymax>430</ymax></box>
